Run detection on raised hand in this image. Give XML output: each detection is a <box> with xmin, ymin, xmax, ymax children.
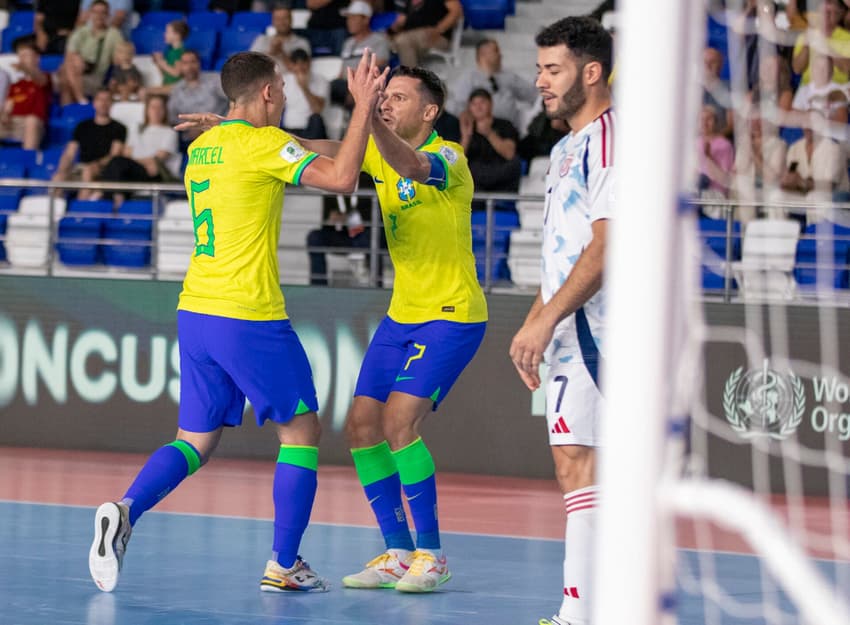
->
<box><xmin>347</xmin><ymin>49</ymin><xmax>389</xmax><ymax>110</ymax></box>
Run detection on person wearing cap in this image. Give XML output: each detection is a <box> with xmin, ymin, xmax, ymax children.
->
<box><xmin>331</xmin><ymin>1</ymin><xmax>391</xmax><ymax>108</ymax></box>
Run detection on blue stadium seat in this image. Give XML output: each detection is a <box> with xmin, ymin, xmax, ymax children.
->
<box><xmin>219</xmin><ymin>27</ymin><xmax>262</xmax><ymax>59</ymax></box>
<box><xmin>39</xmin><ymin>54</ymin><xmax>63</xmax><ymax>73</ymax></box>
<box><xmin>780</xmin><ymin>126</ymin><xmax>804</xmax><ymax>146</ymax></box>
<box><xmin>138</xmin><ymin>11</ymin><xmax>185</xmax><ymax>29</ymax></box>
<box><xmin>471</xmin><ymin>208</ymin><xmax>519</xmax><ymax>282</ymax></box>
<box><xmin>57</xmin><ymin>199</ymin><xmax>112</xmax><ymax>265</ymax></box>
<box><xmin>230</xmin><ymin>11</ymin><xmax>272</xmax><ymax>32</ymax></box>
<box><xmin>185</xmin><ymin>28</ymin><xmax>218</xmax><ymax>69</ymax></box>
<box><xmin>132</xmin><ymin>25</ymin><xmax>165</xmax><ymax>54</ymax></box>
<box><xmin>462</xmin><ymin>0</ymin><xmax>507</xmax><ymax>30</ymax></box>
<box><xmin>189</xmin><ymin>10</ymin><xmax>228</xmax><ymax>32</ymax></box>
<box><xmin>795</xmin><ymin>221</ymin><xmax>850</xmax><ymax>289</ymax></box>
<box><xmin>102</xmin><ymin>202</ymin><xmax>153</xmax><ymax>268</ymax></box>
<box><xmin>370</xmin><ymin>11</ymin><xmax>397</xmax><ymax>32</ymax></box>
<box><xmin>39</xmin><ymin>146</ymin><xmax>66</xmax><ymax>169</ymax></box>
<box><xmin>47</xmin><ymin>102</ymin><xmax>95</xmax><ymax>146</ymax></box>
<box><xmin>699</xmin><ymin>216</ymin><xmax>741</xmax><ymax>259</ymax></box>
<box><xmin>0</xmin><ymin>148</ymin><xmax>37</xmax><ymax>172</ymax></box>
<box><xmin>190</xmin><ymin>0</ymin><xmax>210</xmax><ymax>11</ymax></box>
<box><xmin>1</xmin><ymin>11</ymin><xmax>35</xmax><ymax>52</ymax></box>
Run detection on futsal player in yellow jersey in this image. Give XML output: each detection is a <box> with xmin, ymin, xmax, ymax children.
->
<box><xmin>88</xmin><ymin>50</ymin><xmax>387</xmax><ymax>594</ymax></box>
<box><xmin>338</xmin><ymin>66</ymin><xmax>487</xmax><ymax>593</ymax></box>
<box><xmin>174</xmin><ymin>65</ymin><xmax>488</xmax><ymax>593</ymax></box>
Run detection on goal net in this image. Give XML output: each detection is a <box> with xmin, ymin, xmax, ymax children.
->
<box><xmin>596</xmin><ymin>1</ymin><xmax>850</xmax><ymax>624</ymax></box>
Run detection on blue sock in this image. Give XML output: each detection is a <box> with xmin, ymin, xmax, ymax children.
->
<box><xmin>123</xmin><ymin>440</ymin><xmax>201</xmax><ymax>526</ymax></box>
<box><xmin>273</xmin><ymin>445</ymin><xmax>318</xmax><ymax>568</ymax></box>
<box><xmin>351</xmin><ymin>441</ymin><xmax>415</xmax><ymax>552</ymax></box>
<box><xmin>393</xmin><ymin>438</ymin><xmax>440</xmax><ymax>551</ymax></box>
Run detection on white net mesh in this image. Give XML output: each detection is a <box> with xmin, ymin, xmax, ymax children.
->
<box><xmin>669</xmin><ymin>1</ymin><xmax>850</xmax><ymax>623</ymax></box>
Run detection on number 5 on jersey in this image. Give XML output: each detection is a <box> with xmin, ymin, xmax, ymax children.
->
<box><xmin>190</xmin><ymin>179</ymin><xmax>215</xmax><ymax>257</ymax></box>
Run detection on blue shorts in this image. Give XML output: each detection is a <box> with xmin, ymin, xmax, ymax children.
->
<box><xmin>354</xmin><ymin>317</ymin><xmax>486</xmax><ymax>408</ymax></box>
<box><xmin>177</xmin><ymin>311</ymin><xmax>319</xmax><ymax>433</ymax></box>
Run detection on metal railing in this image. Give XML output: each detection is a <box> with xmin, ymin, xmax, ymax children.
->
<box><xmin>0</xmin><ymin>178</ymin><xmax>545</xmax><ymax>292</ymax></box>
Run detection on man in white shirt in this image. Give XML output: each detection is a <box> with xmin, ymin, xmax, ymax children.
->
<box><xmin>250</xmin><ymin>4</ymin><xmax>312</xmax><ymax>72</ymax></box>
<box><xmin>282</xmin><ymin>49</ymin><xmax>330</xmax><ymax>139</ymax></box>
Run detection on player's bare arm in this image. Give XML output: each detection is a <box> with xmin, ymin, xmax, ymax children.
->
<box><xmin>509</xmin><ymin>219</ymin><xmax>607</xmax><ymax>391</ymax></box>
<box><xmin>370</xmin><ymin>113</ymin><xmax>433</xmax><ymax>183</ymax></box>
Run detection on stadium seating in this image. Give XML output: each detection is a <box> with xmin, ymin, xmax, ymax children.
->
<box><xmin>795</xmin><ymin>221</ymin><xmax>850</xmax><ymax>290</ymax></box>
<box><xmin>6</xmin><ymin>196</ymin><xmax>66</xmax><ymax>268</ymax></box>
<box><xmin>462</xmin><ymin>0</ymin><xmax>509</xmax><ymax>30</ymax></box>
<box><xmin>188</xmin><ymin>10</ymin><xmax>228</xmax><ymax>32</ymax></box>
<box><xmin>102</xmin><ymin>200</ymin><xmax>154</xmax><ymax>268</ymax></box>
<box><xmin>56</xmin><ymin>199</ymin><xmax>112</xmax><ymax>265</ymax></box>
<box><xmin>230</xmin><ymin>11</ymin><xmax>272</xmax><ymax>32</ymax></box>
<box><xmin>1</xmin><ymin>10</ymin><xmax>34</xmax><ymax>53</ymax></box>
<box><xmin>219</xmin><ymin>27</ymin><xmax>263</xmax><ymax>61</ymax></box>
<box><xmin>132</xmin><ymin>25</ymin><xmax>165</xmax><ymax>55</ymax></box>
<box><xmin>185</xmin><ymin>28</ymin><xmax>218</xmax><ymax>70</ymax></box>
<box><xmin>732</xmin><ymin>218</ymin><xmax>800</xmax><ymax>299</ymax></box>
<box><xmin>138</xmin><ymin>11</ymin><xmax>185</xmax><ymax>29</ymax></box>
<box><xmin>472</xmin><ymin>208</ymin><xmax>519</xmax><ymax>283</ymax></box>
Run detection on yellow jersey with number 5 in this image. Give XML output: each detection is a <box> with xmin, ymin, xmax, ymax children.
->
<box><xmin>178</xmin><ymin>119</ymin><xmax>318</xmax><ymax>321</ymax></box>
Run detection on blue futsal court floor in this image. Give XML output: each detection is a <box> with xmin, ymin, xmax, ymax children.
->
<box><xmin>2</xmin><ymin>500</ymin><xmax>849</xmax><ymax>625</ymax></box>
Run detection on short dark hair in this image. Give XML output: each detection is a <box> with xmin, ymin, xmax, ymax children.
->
<box><xmin>290</xmin><ymin>48</ymin><xmax>311</xmax><ymax>63</ymax></box>
<box><xmin>221</xmin><ymin>51</ymin><xmax>277</xmax><ymax>103</ymax></box>
<box><xmin>390</xmin><ymin>65</ymin><xmax>446</xmax><ymax>116</ymax></box>
<box><xmin>475</xmin><ymin>38</ymin><xmax>496</xmax><ymax>54</ymax></box>
<box><xmin>90</xmin><ymin>0</ymin><xmax>110</xmax><ymax>10</ymax></box>
<box><xmin>12</xmin><ymin>34</ymin><xmax>38</xmax><ymax>54</ymax></box>
<box><xmin>180</xmin><ymin>49</ymin><xmax>201</xmax><ymax>63</ymax></box>
<box><xmin>468</xmin><ymin>87</ymin><xmax>491</xmax><ymax>102</ymax></box>
<box><xmin>535</xmin><ymin>16</ymin><xmax>613</xmax><ymax>80</ymax></box>
<box><xmin>168</xmin><ymin>19</ymin><xmax>189</xmax><ymax>40</ymax></box>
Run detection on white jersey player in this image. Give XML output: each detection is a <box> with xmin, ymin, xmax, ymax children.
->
<box><xmin>509</xmin><ymin>16</ymin><xmax>614</xmax><ymax>625</ymax></box>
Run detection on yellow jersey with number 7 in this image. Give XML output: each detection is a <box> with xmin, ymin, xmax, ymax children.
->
<box><xmin>177</xmin><ymin>119</ymin><xmax>318</xmax><ymax>321</ymax></box>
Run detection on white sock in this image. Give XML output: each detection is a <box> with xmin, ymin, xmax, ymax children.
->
<box><xmin>558</xmin><ymin>486</ymin><xmax>598</xmax><ymax>625</ymax></box>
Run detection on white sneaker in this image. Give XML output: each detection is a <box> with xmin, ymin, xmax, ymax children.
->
<box><xmin>342</xmin><ymin>549</ymin><xmax>412</xmax><ymax>589</ymax></box>
<box><xmin>394</xmin><ymin>549</ymin><xmax>450</xmax><ymax>593</ymax></box>
<box><xmin>260</xmin><ymin>556</ymin><xmax>330</xmax><ymax>592</ymax></box>
<box><xmin>89</xmin><ymin>502</ymin><xmax>132</xmax><ymax>592</ymax></box>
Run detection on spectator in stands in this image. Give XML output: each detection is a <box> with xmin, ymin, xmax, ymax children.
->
<box><xmin>35</xmin><ymin>0</ymin><xmax>81</xmax><ymax>55</ymax></box>
<box><xmin>77</xmin><ymin>0</ymin><xmax>133</xmax><ymax>41</ymax></box>
<box><xmin>388</xmin><ymin>0</ymin><xmax>463</xmax><ymax>68</ymax></box>
<box><xmin>330</xmin><ymin>0</ymin><xmax>391</xmax><ymax>109</ymax></box>
<box><xmin>697</xmin><ymin>103</ymin><xmax>735</xmax><ymax>197</ymax></box>
<box><xmin>703</xmin><ymin>46</ymin><xmax>734</xmax><ymax>137</ymax></box>
<box><xmin>792</xmin><ymin>53</ymin><xmax>847</xmax><ymax>114</ymax></box>
<box><xmin>446</xmin><ymin>39</ymin><xmax>539</xmax><ymax>131</ymax></box>
<box><xmin>250</xmin><ymin>4</ymin><xmax>312</xmax><ymax>72</ymax></box>
<box><xmin>306</xmin><ymin>174</ymin><xmax>382</xmax><ymax>285</ymax></box>
<box><xmin>52</xmin><ymin>87</ymin><xmax>127</xmax><ymax>200</ymax></box>
<box><xmin>282</xmin><ymin>49</ymin><xmax>330</xmax><ymax>140</ymax></box>
<box><xmin>791</xmin><ymin>0</ymin><xmax>850</xmax><ymax>85</ymax></box>
<box><xmin>167</xmin><ymin>50</ymin><xmax>229</xmax><ymax>143</ymax></box>
<box><xmin>105</xmin><ymin>40</ymin><xmax>143</xmax><ymax>102</ymax></box>
<box><xmin>780</xmin><ymin>108</ymin><xmax>850</xmax><ymax>222</ymax></box>
<box><xmin>306</xmin><ymin>0</ymin><xmax>349</xmax><ymax>56</ymax></box>
<box><xmin>517</xmin><ymin>110</ymin><xmax>569</xmax><ymax>164</ymax></box>
<box><xmin>57</xmin><ymin>0</ymin><xmax>125</xmax><ymax>105</ymax></box>
<box><xmin>92</xmin><ymin>94</ymin><xmax>180</xmax><ymax>206</ymax></box>
<box><xmin>0</xmin><ymin>38</ymin><xmax>52</xmax><ymax>150</ymax></box>
<box><xmin>747</xmin><ymin>53</ymin><xmax>794</xmax><ymax>119</ymax></box>
<box><xmin>460</xmin><ymin>88</ymin><xmax>522</xmax><ymax>210</ymax></box>
<box><xmin>731</xmin><ymin>114</ymin><xmax>788</xmax><ymax>221</ymax></box>
<box><xmin>152</xmin><ymin>20</ymin><xmax>189</xmax><ymax>89</ymax></box>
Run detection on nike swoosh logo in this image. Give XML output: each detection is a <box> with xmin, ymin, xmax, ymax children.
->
<box><xmin>395</xmin><ymin>375</ymin><xmax>415</xmax><ymax>382</ymax></box>
<box><xmin>373</xmin><ymin>177</ymin><xmax>384</xmax><ymax>184</ymax></box>
<box><xmin>367</xmin><ymin>495</ymin><xmax>380</xmax><ymax>504</ymax></box>
<box><xmin>406</xmin><ymin>492</ymin><xmax>422</xmax><ymax>501</ymax></box>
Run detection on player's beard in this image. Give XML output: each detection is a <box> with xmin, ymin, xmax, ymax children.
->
<box><xmin>553</xmin><ymin>75</ymin><xmax>586</xmax><ymax>122</ymax></box>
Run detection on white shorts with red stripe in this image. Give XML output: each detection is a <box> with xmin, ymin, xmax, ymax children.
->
<box><xmin>545</xmin><ymin>359</ymin><xmax>603</xmax><ymax>447</ymax></box>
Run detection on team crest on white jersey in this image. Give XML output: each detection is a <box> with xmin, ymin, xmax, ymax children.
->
<box><xmin>559</xmin><ymin>155</ymin><xmax>573</xmax><ymax>177</ymax></box>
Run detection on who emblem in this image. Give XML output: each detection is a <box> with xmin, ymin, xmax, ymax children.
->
<box><xmin>723</xmin><ymin>360</ymin><xmax>805</xmax><ymax>439</ymax></box>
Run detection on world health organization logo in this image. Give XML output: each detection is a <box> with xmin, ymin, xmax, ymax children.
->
<box><xmin>723</xmin><ymin>359</ymin><xmax>805</xmax><ymax>439</ymax></box>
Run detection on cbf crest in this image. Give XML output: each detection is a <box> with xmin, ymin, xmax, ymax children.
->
<box><xmin>723</xmin><ymin>359</ymin><xmax>805</xmax><ymax>439</ymax></box>
<box><xmin>397</xmin><ymin>178</ymin><xmax>416</xmax><ymax>202</ymax></box>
